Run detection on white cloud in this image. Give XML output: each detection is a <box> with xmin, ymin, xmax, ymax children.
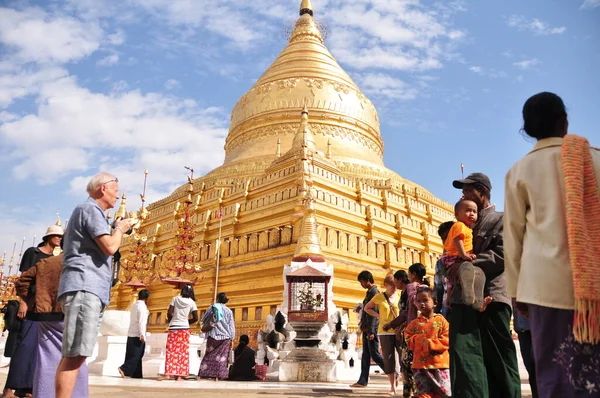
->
<box><xmin>164</xmin><ymin>79</ymin><xmax>181</xmax><ymax>90</ymax></box>
<box><xmin>125</xmin><ymin>0</ymin><xmax>268</xmax><ymax>48</ymax></box>
<box><xmin>68</xmin><ymin>1</ymin><xmax>466</xmax><ymax>72</ymax></box>
<box><xmin>513</xmin><ymin>58</ymin><xmax>542</xmax><ymax>70</ymax></box>
<box><xmin>581</xmin><ymin>0</ymin><xmax>600</xmax><ymax>9</ymax></box>
<box><xmin>0</xmin><ymin>3</ymin><xmax>229</xmax><ymax>252</ymax></box>
<box><xmin>0</xmin><ymin>112</ymin><xmax>18</xmax><ymax>123</ymax></box>
<box><xmin>0</xmin><ymin>76</ymin><xmax>228</xmax><ymax>185</ymax></box>
<box><xmin>0</xmin><ymin>203</ymin><xmax>52</xmax><ymax>275</ymax></box>
<box><xmin>96</xmin><ymin>54</ymin><xmax>119</xmax><ymax>66</ymax></box>
<box><xmin>105</xmin><ymin>29</ymin><xmax>125</xmax><ymax>45</ymax></box>
<box><xmin>0</xmin><ymin>6</ymin><xmax>105</xmax><ymax>108</ymax></box>
<box><xmin>323</xmin><ymin>1</ymin><xmax>465</xmax><ymax>71</ymax></box>
<box><xmin>111</xmin><ymin>80</ymin><xmax>129</xmax><ymax>92</ymax></box>
<box><xmin>506</xmin><ymin>15</ymin><xmax>566</xmax><ymax>36</ymax></box>
<box><xmin>467</xmin><ymin>66</ymin><xmax>506</xmax><ymax>78</ymax></box>
<box><xmin>0</xmin><ymin>66</ymin><xmax>68</xmax><ymax>107</ymax></box>
<box><xmin>358</xmin><ymin>73</ymin><xmax>419</xmax><ymax>100</ymax></box>
<box><xmin>0</xmin><ymin>7</ymin><xmax>103</xmax><ymax>64</ymax></box>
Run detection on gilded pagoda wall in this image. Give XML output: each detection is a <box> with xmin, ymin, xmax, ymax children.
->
<box><xmin>111</xmin><ymin>160</ymin><xmax>454</xmax><ymax>341</ymax></box>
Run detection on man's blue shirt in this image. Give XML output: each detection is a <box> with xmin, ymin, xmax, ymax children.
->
<box><xmin>58</xmin><ymin>197</ymin><xmax>113</xmax><ymax>306</ymax></box>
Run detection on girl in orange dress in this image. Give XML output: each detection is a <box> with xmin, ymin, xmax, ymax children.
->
<box><xmin>404</xmin><ymin>286</ymin><xmax>451</xmax><ymax>398</ymax></box>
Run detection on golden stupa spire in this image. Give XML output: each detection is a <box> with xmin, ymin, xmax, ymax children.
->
<box><xmin>292</xmin><ymin>105</ymin><xmax>316</xmax><ymax>153</ymax></box>
<box><xmin>290</xmin><ymin>1</ymin><xmax>323</xmax><ymax>44</ymax></box>
<box><xmin>292</xmin><ymin>189</ymin><xmax>324</xmax><ymax>262</ymax></box>
<box><xmin>300</xmin><ymin>0</ymin><xmax>313</xmax><ymax>16</ymax></box>
<box><xmin>55</xmin><ymin>209</ymin><xmax>62</xmax><ymax>226</ymax></box>
<box><xmin>115</xmin><ymin>193</ymin><xmax>127</xmax><ymax>219</ymax></box>
<box><xmin>276</xmin><ymin>137</ymin><xmax>281</xmax><ymax>158</ymax></box>
<box><xmin>139</xmin><ymin>169</ymin><xmax>150</xmax><ymax>220</ymax></box>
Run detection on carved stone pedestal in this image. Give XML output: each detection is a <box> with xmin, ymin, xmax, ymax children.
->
<box><xmin>278</xmin><ymin>346</ymin><xmax>336</xmax><ymax>382</ymax></box>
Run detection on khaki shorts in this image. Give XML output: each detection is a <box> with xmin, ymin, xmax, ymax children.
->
<box><xmin>61</xmin><ymin>291</ymin><xmax>105</xmax><ymax>358</ymax></box>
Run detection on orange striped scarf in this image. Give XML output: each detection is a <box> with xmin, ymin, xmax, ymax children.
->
<box><xmin>562</xmin><ymin>134</ymin><xmax>600</xmax><ymax>344</ymax></box>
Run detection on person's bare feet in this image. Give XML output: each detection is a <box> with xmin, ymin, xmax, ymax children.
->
<box><xmin>2</xmin><ymin>389</ymin><xmax>16</xmax><ymax>398</ymax></box>
<box><xmin>349</xmin><ymin>383</ymin><xmax>366</xmax><ymax>388</ymax></box>
<box><xmin>215</xmin><ymin>377</ymin><xmax>219</xmax><ymax>382</ymax></box>
<box><xmin>117</xmin><ymin>367</ymin><xmax>128</xmax><ymax>379</ymax></box>
<box><xmin>479</xmin><ymin>296</ymin><xmax>493</xmax><ymax>312</ymax></box>
<box><xmin>156</xmin><ymin>375</ymin><xmax>171</xmax><ymax>381</ymax></box>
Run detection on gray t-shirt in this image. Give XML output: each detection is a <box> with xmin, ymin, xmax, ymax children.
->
<box><xmin>58</xmin><ymin>197</ymin><xmax>112</xmax><ymax>306</ymax></box>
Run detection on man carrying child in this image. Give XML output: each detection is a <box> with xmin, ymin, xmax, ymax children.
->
<box><xmin>447</xmin><ymin>172</ymin><xmax>521</xmax><ymax>398</ymax></box>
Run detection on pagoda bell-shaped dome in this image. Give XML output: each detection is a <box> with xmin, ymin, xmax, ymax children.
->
<box><xmin>219</xmin><ymin>0</ymin><xmax>384</xmax><ymax>180</ymax></box>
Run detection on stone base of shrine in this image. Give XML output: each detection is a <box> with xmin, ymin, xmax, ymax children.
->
<box><xmin>278</xmin><ymin>347</ymin><xmax>336</xmax><ymax>382</ymax></box>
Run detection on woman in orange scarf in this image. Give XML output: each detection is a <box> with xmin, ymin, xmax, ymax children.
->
<box><xmin>505</xmin><ymin>92</ymin><xmax>600</xmax><ymax>397</ymax></box>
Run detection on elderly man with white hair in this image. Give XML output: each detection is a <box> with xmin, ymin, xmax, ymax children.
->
<box><xmin>55</xmin><ymin>172</ymin><xmax>133</xmax><ymax>398</ymax></box>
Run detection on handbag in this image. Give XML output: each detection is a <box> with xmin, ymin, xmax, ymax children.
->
<box><xmin>383</xmin><ymin>292</ymin><xmax>405</xmax><ymax>342</ymax></box>
<box><xmin>201</xmin><ymin>305</ymin><xmax>217</xmax><ymax>333</ymax></box>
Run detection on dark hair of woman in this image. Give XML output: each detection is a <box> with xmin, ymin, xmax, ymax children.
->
<box><xmin>408</xmin><ymin>263</ymin><xmax>426</xmax><ymax>280</ymax></box>
<box><xmin>181</xmin><ymin>284</ymin><xmax>196</xmax><ymax>301</ymax></box>
<box><xmin>217</xmin><ymin>292</ymin><xmax>229</xmax><ymax>304</ymax></box>
<box><xmin>521</xmin><ymin>92</ymin><xmax>567</xmax><ymax>140</ymax></box>
<box><xmin>235</xmin><ymin>334</ymin><xmax>250</xmax><ymax>356</ymax></box>
<box><xmin>416</xmin><ymin>285</ymin><xmax>437</xmax><ymax>305</ymax></box>
<box><xmin>393</xmin><ymin>270</ymin><xmax>409</xmax><ymax>284</ymax></box>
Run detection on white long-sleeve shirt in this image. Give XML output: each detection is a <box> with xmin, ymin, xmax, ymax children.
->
<box><xmin>127</xmin><ymin>300</ymin><xmax>149</xmax><ymax>338</ymax></box>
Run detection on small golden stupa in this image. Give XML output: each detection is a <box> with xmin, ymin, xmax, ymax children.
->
<box><xmin>112</xmin><ymin>1</ymin><xmax>454</xmax><ymax>337</ymax></box>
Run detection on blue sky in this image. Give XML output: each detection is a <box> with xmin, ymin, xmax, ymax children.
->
<box><xmin>0</xmin><ymin>0</ymin><xmax>598</xmax><ymax>266</ymax></box>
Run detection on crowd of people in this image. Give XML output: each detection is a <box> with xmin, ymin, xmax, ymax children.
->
<box><xmin>1</xmin><ymin>91</ymin><xmax>598</xmax><ymax>398</ymax></box>
<box><xmin>350</xmin><ymin>92</ymin><xmax>600</xmax><ymax>398</ymax></box>
<box><xmin>1</xmin><ymin>173</ymin><xmax>245</xmax><ymax>397</ymax></box>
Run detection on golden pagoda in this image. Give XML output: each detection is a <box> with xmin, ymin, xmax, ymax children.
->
<box><xmin>112</xmin><ymin>1</ymin><xmax>454</xmax><ymax>338</ymax></box>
